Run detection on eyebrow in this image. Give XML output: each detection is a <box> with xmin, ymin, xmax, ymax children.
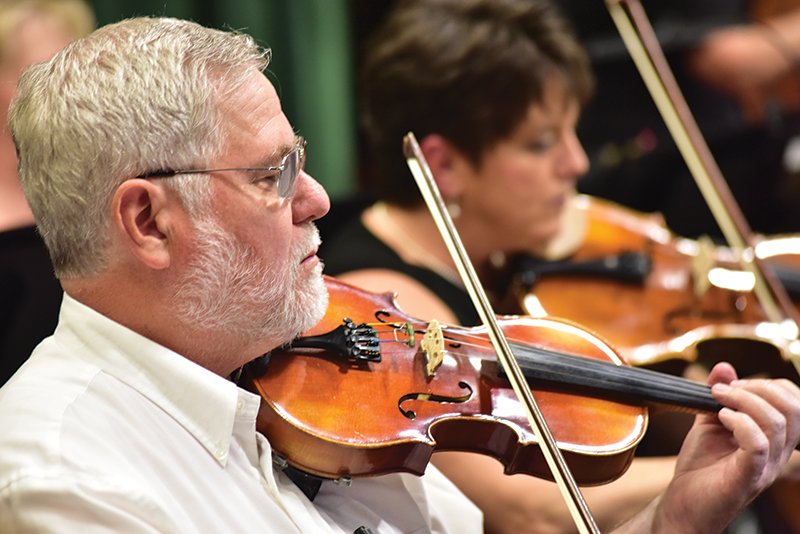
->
<box><xmin>257</xmin><ymin>135</ymin><xmax>301</xmax><ymax>168</ymax></box>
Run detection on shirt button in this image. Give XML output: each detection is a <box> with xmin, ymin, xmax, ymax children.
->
<box><xmin>216</xmin><ymin>447</ymin><xmax>228</xmax><ymax>461</ymax></box>
<box><xmin>236</xmin><ymin>399</ymin><xmax>245</xmax><ymax>412</ymax></box>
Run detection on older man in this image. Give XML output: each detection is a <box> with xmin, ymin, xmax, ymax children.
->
<box><xmin>0</xmin><ymin>17</ymin><xmax>476</xmax><ymax>533</ymax></box>
<box><xmin>0</xmin><ymin>15</ymin><xmax>799</xmax><ymax>534</ymax></box>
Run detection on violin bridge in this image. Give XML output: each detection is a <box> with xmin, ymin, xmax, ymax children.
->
<box><xmin>691</xmin><ymin>235</ymin><xmax>715</xmax><ymax>298</ymax></box>
<box><xmin>421</xmin><ymin>319</ymin><xmax>445</xmax><ymax>377</ymax></box>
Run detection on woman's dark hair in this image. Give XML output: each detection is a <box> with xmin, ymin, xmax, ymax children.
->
<box><xmin>360</xmin><ymin>0</ymin><xmax>594</xmax><ymax>206</ymax></box>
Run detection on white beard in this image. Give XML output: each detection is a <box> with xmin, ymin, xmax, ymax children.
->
<box><xmin>171</xmin><ymin>219</ymin><xmax>328</xmax><ymax>354</ymax></box>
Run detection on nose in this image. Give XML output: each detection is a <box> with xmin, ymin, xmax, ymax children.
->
<box><xmin>292</xmin><ymin>170</ymin><xmax>330</xmax><ymax>224</ymax></box>
<box><xmin>557</xmin><ymin>131</ymin><xmax>589</xmax><ymax>182</ymax></box>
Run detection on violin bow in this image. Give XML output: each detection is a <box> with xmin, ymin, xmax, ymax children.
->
<box><xmin>606</xmin><ymin>0</ymin><xmax>800</xmax><ymax>374</ymax></box>
<box><xmin>403</xmin><ymin>132</ymin><xmax>601</xmax><ymax>534</ymax></box>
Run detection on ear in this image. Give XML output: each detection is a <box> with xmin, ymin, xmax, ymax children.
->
<box><xmin>418</xmin><ymin>134</ymin><xmax>469</xmax><ymax>200</ymax></box>
<box><xmin>112</xmin><ymin>179</ymin><xmax>174</xmax><ymax>270</ymax></box>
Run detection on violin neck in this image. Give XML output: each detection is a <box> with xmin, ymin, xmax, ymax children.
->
<box><xmin>506</xmin><ymin>342</ymin><xmax>721</xmax><ymax>414</ymax></box>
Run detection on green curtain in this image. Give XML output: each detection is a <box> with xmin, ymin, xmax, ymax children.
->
<box><xmin>87</xmin><ymin>0</ymin><xmax>357</xmax><ymax>199</ymax></box>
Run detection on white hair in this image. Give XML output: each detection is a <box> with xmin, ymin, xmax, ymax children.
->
<box><xmin>8</xmin><ymin>17</ymin><xmax>270</xmax><ymax>278</ymax></box>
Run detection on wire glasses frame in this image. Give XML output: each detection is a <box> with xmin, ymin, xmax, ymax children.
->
<box><xmin>137</xmin><ymin>136</ymin><xmax>306</xmax><ymax>200</ymax></box>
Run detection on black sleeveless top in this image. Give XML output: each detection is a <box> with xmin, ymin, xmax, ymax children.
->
<box><xmin>319</xmin><ymin>215</ymin><xmax>480</xmax><ymax>327</ymax></box>
<box><xmin>0</xmin><ymin>225</ymin><xmax>63</xmax><ymax>386</ymax></box>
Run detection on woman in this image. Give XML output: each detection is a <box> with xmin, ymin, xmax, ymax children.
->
<box><xmin>320</xmin><ymin>1</ymin><xmax>678</xmax><ymax>532</ymax></box>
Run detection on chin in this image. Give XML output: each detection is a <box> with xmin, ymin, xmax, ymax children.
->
<box><xmin>293</xmin><ymin>266</ymin><xmax>329</xmax><ymax>335</ymax></box>
<box><xmin>530</xmin><ymin>226</ymin><xmax>561</xmax><ymax>249</ymax></box>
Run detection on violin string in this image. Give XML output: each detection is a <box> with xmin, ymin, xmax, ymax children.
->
<box><xmin>362</xmin><ymin>324</ymin><xmax>711</xmax><ymax>396</ymax></box>
<box><xmin>363</xmin><ymin>321</ymin><xmax>591</xmax><ymax>359</ymax></box>
<box><xmin>357</xmin><ymin>319</ymin><xmax>714</xmax><ymax>398</ymax></box>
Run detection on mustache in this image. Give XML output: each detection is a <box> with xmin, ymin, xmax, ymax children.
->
<box><xmin>293</xmin><ymin>223</ymin><xmax>321</xmax><ymax>263</ymax></box>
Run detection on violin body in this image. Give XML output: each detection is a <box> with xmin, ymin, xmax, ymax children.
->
<box><xmin>242</xmin><ymin>276</ymin><xmax>648</xmax><ymax>485</ymax></box>
<box><xmin>506</xmin><ymin>195</ymin><xmax>800</xmax><ymax>379</ymax></box>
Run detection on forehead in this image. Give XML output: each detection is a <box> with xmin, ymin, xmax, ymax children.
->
<box><xmin>532</xmin><ymin>75</ymin><xmax>575</xmax><ymax>117</ymax></box>
<box><xmin>514</xmin><ymin>77</ymin><xmax>579</xmax><ymax>134</ymax></box>
<box><xmin>217</xmin><ymin>70</ymin><xmax>295</xmax><ymax>159</ymax></box>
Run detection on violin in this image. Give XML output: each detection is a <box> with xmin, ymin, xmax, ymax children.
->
<box><xmin>499</xmin><ymin>195</ymin><xmax>800</xmax><ymax>380</ymax></box>
<box><xmin>240</xmin><ymin>275</ymin><xmax>722</xmax><ymax>484</ymax></box>
<box><xmin>750</xmin><ymin>0</ymin><xmax>800</xmax><ymax>20</ymax></box>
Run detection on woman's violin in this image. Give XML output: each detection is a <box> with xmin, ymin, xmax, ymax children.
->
<box><xmin>240</xmin><ymin>276</ymin><xmax>722</xmax><ymax>485</ymax></box>
<box><xmin>497</xmin><ymin>195</ymin><xmax>800</xmax><ymax>380</ymax></box>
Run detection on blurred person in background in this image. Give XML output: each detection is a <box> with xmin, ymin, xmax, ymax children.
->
<box><xmin>559</xmin><ymin>0</ymin><xmax>800</xmax><ymax>240</ymax></box>
<box><xmin>0</xmin><ymin>0</ymin><xmax>94</xmax><ymax>385</ymax></box>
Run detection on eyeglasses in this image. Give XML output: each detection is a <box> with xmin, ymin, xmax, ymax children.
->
<box><xmin>137</xmin><ymin>136</ymin><xmax>306</xmax><ymax>200</ymax></box>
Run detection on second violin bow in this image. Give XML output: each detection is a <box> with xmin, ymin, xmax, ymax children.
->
<box><xmin>606</xmin><ymin>0</ymin><xmax>800</xmax><ymax>374</ymax></box>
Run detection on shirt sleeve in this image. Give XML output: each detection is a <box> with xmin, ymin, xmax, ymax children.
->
<box><xmin>0</xmin><ymin>473</ymin><xmax>179</xmax><ymax>534</ymax></box>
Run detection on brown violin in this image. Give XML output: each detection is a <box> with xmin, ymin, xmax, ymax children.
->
<box><xmin>240</xmin><ymin>276</ymin><xmax>722</xmax><ymax>485</ymax></box>
<box><xmin>501</xmin><ymin>195</ymin><xmax>800</xmax><ymax>380</ymax></box>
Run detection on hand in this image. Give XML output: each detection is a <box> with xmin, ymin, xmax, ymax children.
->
<box><xmin>652</xmin><ymin>362</ymin><xmax>800</xmax><ymax>534</ymax></box>
<box><xmin>687</xmin><ymin>25</ymin><xmax>800</xmax><ymax>124</ymax></box>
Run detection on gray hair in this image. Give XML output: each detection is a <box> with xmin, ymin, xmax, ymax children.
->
<box><xmin>8</xmin><ymin>17</ymin><xmax>270</xmax><ymax>278</ymax></box>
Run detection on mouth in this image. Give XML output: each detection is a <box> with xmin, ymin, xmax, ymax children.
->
<box><xmin>543</xmin><ymin>195</ymin><xmax>566</xmax><ymax>216</ymax></box>
<box><xmin>301</xmin><ymin>246</ymin><xmax>319</xmax><ymax>265</ymax></box>
<box><xmin>298</xmin><ymin>224</ymin><xmax>322</xmax><ymax>266</ymax></box>
<box><xmin>552</xmin><ymin>189</ymin><xmax>576</xmax><ymax>212</ymax></box>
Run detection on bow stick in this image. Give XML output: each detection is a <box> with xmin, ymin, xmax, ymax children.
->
<box><xmin>403</xmin><ymin>132</ymin><xmax>600</xmax><ymax>534</ymax></box>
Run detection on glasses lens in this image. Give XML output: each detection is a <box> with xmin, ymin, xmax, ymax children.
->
<box><xmin>278</xmin><ymin>142</ymin><xmax>304</xmax><ymax>200</ymax></box>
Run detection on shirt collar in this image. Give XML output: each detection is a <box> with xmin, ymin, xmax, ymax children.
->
<box><xmin>54</xmin><ymin>293</ymin><xmax>258</xmax><ymax>466</ymax></box>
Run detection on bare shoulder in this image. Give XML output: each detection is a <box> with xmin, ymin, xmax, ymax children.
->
<box><xmin>333</xmin><ymin>269</ymin><xmax>460</xmax><ymax>325</ymax></box>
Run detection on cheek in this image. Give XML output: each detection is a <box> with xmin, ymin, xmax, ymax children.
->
<box><xmin>260</xmin><ymin>219</ymin><xmax>296</xmax><ymax>268</ymax></box>
<box><xmin>222</xmin><ymin>206</ymin><xmax>295</xmax><ymax>270</ymax></box>
<box><xmin>492</xmin><ymin>162</ymin><xmax>552</xmax><ymax>215</ymax></box>
<box><xmin>492</xmin><ymin>167</ymin><xmax>566</xmax><ymax>246</ymax></box>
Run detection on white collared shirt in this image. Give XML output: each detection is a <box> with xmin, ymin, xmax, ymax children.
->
<box><xmin>0</xmin><ymin>295</ymin><xmax>481</xmax><ymax>533</ymax></box>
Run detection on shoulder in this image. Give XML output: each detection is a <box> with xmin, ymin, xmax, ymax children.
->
<box><xmin>335</xmin><ymin>269</ymin><xmax>460</xmax><ymax>325</ymax></box>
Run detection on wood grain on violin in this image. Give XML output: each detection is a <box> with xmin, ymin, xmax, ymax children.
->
<box><xmin>240</xmin><ymin>276</ymin><xmax>723</xmax><ymax>485</ymax></box>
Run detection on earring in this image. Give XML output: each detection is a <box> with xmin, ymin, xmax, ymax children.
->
<box><xmin>489</xmin><ymin>250</ymin><xmax>506</xmax><ymax>269</ymax></box>
<box><xmin>447</xmin><ymin>199</ymin><xmax>461</xmax><ymax>219</ymax></box>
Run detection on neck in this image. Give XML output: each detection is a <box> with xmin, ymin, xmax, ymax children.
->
<box><xmin>365</xmin><ymin>202</ymin><xmax>490</xmax><ymax>286</ymax></box>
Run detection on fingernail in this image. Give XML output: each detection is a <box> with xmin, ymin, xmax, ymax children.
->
<box><xmin>714</xmin><ymin>383</ymin><xmax>732</xmax><ymax>393</ymax></box>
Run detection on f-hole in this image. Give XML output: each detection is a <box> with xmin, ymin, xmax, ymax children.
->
<box><xmin>398</xmin><ymin>381</ymin><xmax>473</xmax><ymax>420</ymax></box>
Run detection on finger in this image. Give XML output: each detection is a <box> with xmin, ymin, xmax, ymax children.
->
<box><xmin>706</xmin><ymin>362</ymin><xmax>737</xmax><ymax>387</ymax></box>
<box><xmin>715</xmin><ymin>405</ymin><xmax>774</xmax><ymax>491</ymax></box>
<box><xmin>713</xmin><ymin>380</ymin><xmax>800</xmax><ymax>467</ymax></box>
<box><xmin>693</xmin><ymin>362</ymin><xmax>738</xmax><ymax>428</ymax></box>
<box><xmin>715</xmin><ymin>399</ymin><xmax>774</xmax><ymax>457</ymax></box>
<box><xmin>723</xmin><ymin>378</ymin><xmax>800</xmax><ymax>440</ymax></box>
